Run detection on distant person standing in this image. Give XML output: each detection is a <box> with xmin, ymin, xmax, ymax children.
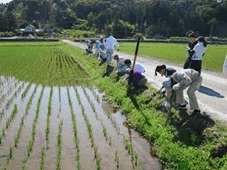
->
<box><xmin>183</xmin><ymin>33</ymin><xmax>197</xmax><ymax>69</ymax></box>
<box><xmin>189</xmin><ymin>36</ymin><xmax>207</xmax><ymax>74</ymax></box>
<box><xmin>105</xmin><ymin>33</ymin><xmax>119</xmax><ymax>66</ymax></box>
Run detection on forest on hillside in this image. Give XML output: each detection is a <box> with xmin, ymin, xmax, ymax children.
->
<box><xmin>0</xmin><ymin>0</ymin><xmax>227</xmax><ymax>38</ymax></box>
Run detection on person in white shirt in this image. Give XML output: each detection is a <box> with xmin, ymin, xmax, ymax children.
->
<box><xmin>105</xmin><ymin>33</ymin><xmax>119</xmax><ymax>66</ymax></box>
<box><xmin>124</xmin><ymin>59</ymin><xmax>145</xmax><ymax>73</ymax></box>
<box><xmin>189</xmin><ymin>36</ymin><xmax>207</xmax><ymax>73</ymax></box>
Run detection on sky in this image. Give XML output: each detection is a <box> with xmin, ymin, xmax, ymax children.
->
<box><xmin>0</xmin><ymin>0</ymin><xmax>12</xmax><ymax>4</ymax></box>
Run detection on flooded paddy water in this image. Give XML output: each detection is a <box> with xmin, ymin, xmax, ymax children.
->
<box><xmin>0</xmin><ymin>76</ymin><xmax>162</xmax><ymax>170</ymax></box>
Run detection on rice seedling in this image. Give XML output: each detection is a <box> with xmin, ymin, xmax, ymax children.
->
<box><xmin>5</xmin><ymin>83</ymin><xmax>23</xmax><ymax>109</ymax></box>
<box><xmin>96</xmin><ymin>154</ymin><xmax>102</xmax><ymax>170</ymax></box>
<box><xmin>56</xmin><ymin>120</ymin><xmax>63</xmax><ymax>170</ymax></box>
<box><xmin>21</xmin><ymin>82</ymin><xmax>32</xmax><ymax>99</ymax></box>
<box><xmin>40</xmin><ymin>147</ymin><xmax>46</xmax><ymax>170</ymax></box>
<box><xmin>25</xmin><ymin>84</ymin><xmax>38</xmax><ymax>116</ymax></box>
<box><xmin>94</xmin><ymin>146</ymin><xmax>98</xmax><ymax>159</ymax></box>
<box><xmin>2</xmin><ymin>128</ymin><xmax>5</xmax><ymax>137</ymax></box>
<box><xmin>66</xmin><ymin>88</ymin><xmax>80</xmax><ymax>169</ymax></box>
<box><xmin>115</xmin><ymin>151</ymin><xmax>120</xmax><ymax>169</ymax></box>
<box><xmin>108</xmin><ymin>137</ymin><xmax>112</xmax><ymax>145</ymax></box>
<box><xmin>14</xmin><ymin>117</ymin><xmax>24</xmax><ymax>147</ymax></box>
<box><xmin>46</xmin><ymin>87</ymin><xmax>53</xmax><ymax>147</ymax></box>
<box><xmin>7</xmin><ymin>146</ymin><xmax>13</xmax><ymax>163</ymax></box>
<box><xmin>5</xmin><ymin>104</ymin><xmax>18</xmax><ymax>129</ymax></box>
<box><xmin>101</xmin><ymin>123</ymin><xmax>108</xmax><ymax>141</ymax></box>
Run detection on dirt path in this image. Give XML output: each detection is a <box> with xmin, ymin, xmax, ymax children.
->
<box><xmin>63</xmin><ymin>40</ymin><xmax>227</xmax><ymax>124</ymax></box>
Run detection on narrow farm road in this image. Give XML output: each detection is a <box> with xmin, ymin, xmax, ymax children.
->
<box><xmin>63</xmin><ymin>40</ymin><xmax>227</xmax><ymax>124</ymax></box>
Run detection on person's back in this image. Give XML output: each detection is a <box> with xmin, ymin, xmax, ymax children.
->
<box><xmin>105</xmin><ymin>33</ymin><xmax>119</xmax><ymax>66</ymax></box>
<box><xmin>134</xmin><ymin>62</ymin><xmax>145</xmax><ymax>73</ymax></box>
<box><xmin>165</xmin><ymin>68</ymin><xmax>176</xmax><ymax>77</ymax></box>
<box><xmin>132</xmin><ymin>70</ymin><xmax>147</xmax><ymax>87</ymax></box>
<box><xmin>106</xmin><ymin>35</ymin><xmax>118</xmax><ymax>50</ymax></box>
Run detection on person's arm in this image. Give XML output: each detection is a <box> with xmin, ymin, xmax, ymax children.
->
<box><xmin>172</xmin><ymin>73</ymin><xmax>192</xmax><ymax>90</ymax></box>
<box><xmin>115</xmin><ymin>39</ymin><xmax>120</xmax><ymax>50</ymax></box>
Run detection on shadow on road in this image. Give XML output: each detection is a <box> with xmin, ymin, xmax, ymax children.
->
<box><xmin>199</xmin><ymin>85</ymin><xmax>224</xmax><ymax>98</ymax></box>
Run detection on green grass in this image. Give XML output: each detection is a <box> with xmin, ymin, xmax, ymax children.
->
<box><xmin>119</xmin><ymin>42</ymin><xmax>227</xmax><ymax>72</ymax></box>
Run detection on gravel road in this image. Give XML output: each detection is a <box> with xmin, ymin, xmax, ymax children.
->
<box><xmin>63</xmin><ymin>40</ymin><xmax>227</xmax><ymax>124</ymax></box>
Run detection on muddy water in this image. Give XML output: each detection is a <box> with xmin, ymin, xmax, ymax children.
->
<box><xmin>0</xmin><ymin>77</ymin><xmax>162</xmax><ymax>170</ymax></box>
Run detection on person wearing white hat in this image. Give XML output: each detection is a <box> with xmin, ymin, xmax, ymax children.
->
<box><xmin>162</xmin><ymin>69</ymin><xmax>203</xmax><ymax>116</ymax></box>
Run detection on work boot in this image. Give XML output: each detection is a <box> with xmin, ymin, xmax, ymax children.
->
<box><xmin>174</xmin><ymin>104</ymin><xmax>187</xmax><ymax>110</ymax></box>
<box><xmin>190</xmin><ymin>109</ymin><xmax>201</xmax><ymax>117</ymax></box>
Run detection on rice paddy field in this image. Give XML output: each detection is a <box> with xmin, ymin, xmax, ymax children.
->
<box><xmin>0</xmin><ymin>42</ymin><xmax>161</xmax><ymax>170</ymax></box>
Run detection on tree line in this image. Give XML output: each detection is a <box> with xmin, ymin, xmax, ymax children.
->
<box><xmin>0</xmin><ymin>0</ymin><xmax>227</xmax><ymax>38</ymax></box>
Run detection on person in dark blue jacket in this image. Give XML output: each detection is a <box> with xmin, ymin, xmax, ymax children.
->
<box><xmin>155</xmin><ymin>65</ymin><xmax>176</xmax><ymax>78</ymax></box>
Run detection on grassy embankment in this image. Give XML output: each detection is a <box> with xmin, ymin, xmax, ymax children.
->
<box><xmin>119</xmin><ymin>42</ymin><xmax>227</xmax><ymax>72</ymax></box>
<box><xmin>0</xmin><ymin>41</ymin><xmax>227</xmax><ymax>169</ymax></box>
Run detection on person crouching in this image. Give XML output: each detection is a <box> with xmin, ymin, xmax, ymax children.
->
<box><xmin>162</xmin><ymin>69</ymin><xmax>202</xmax><ymax>116</ymax></box>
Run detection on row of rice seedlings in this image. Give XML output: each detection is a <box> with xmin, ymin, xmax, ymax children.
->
<box><xmin>0</xmin><ymin>78</ymin><xmax>17</xmax><ymax>104</ymax></box>
<box><xmin>1</xmin><ymin>117</ymin><xmax>24</xmax><ymax>166</ymax></box>
<box><xmin>63</xmin><ymin>55</ymin><xmax>74</xmax><ymax>86</ymax></box>
<box><xmin>84</xmin><ymin>88</ymin><xmax>114</xmax><ymax>146</ymax></box>
<box><xmin>25</xmin><ymin>84</ymin><xmax>38</xmax><ymax>116</ymax></box>
<box><xmin>39</xmin><ymin>147</ymin><xmax>46</xmax><ymax>170</ymax></box>
<box><xmin>123</xmin><ymin>135</ymin><xmax>139</xmax><ymax>167</ymax></box>
<box><xmin>0</xmin><ymin>105</ymin><xmax>17</xmax><ymax>165</ymax></box>
<box><xmin>5</xmin><ymin>104</ymin><xmax>18</xmax><ymax>129</ymax></box>
<box><xmin>56</xmin><ymin>120</ymin><xmax>63</xmax><ymax>170</ymax></box>
<box><xmin>21</xmin><ymin>82</ymin><xmax>33</xmax><ymax>99</ymax></box>
<box><xmin>14</xmin><ymin>117</ymin><xmax>24</xmax><ymax>148</ymax></box>
<box><xmin>48</xmin><ymin>56</ymin><xmax>56</xmax><ymax>85</ymax></box>
<box><xmin>73</xmin><ymin>87</ymin><xmax>102</xmax><ymax>170</ymax></box>
<box><xmin>101</xmin><ymin>122</ymin><xmax>108</xmax><ymax>142</ymax></box>
<box><xmin>26</xmin><ymin>86</ymin><xmax>44</xmax><ymax>158</ymax></box>
<box><xmin>66</xmin><ymin>88</ymin><xmax>80</xmax><ymax>169</ymax></box>
<box><xmin>5</xmin><ymin>82</ymin><xmax>25</xmax><ymax>109</ymax></box>
<box><xmin>7</xmin><ymin>146</ymin><xmax>13</xmax><ymax>164</ymax></box>
<box><xmin>102</xmin><ymin>105</ymin><xmax>121</xmax><ymax>135</ymax></box>
<box><xmin>64</xmin><ymin>55</ymin><xmax>73</xmax><ymax>67</ymax></box>
<box><xmin>46</xmin><ymin>87</ymin><xmax>53</xmax><ymax>148</ymax></box>
<box><xmin>91</xmin><ymin>88</ymin><xmax>101</xmax><ymax>104</ymax></box>
<box><xmin>82</xmin><ymin>87</ymin><xmax>98</xmax><ymax>119</ymax></box>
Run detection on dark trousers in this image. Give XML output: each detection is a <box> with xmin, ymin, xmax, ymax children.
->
<box><xmin>189</xmin><ymin>60</ymin><xmax>202</xmax><ymax>73</ymax></box>
<box><xmin>183</xmin><ymin>58</ymin><xmax>191</xmax><ymax>69</ymax></box>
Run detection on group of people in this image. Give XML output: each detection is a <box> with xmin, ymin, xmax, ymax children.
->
<box><xmin>155</xmin><ymin>32</ymin><xmax>207</xmax><ymax>117</ymax></box>
<box><xmin>87</xmin><ymin>32</ymin><xmax>207</xmax><ymax>117</ymax></box>
<box><xmin>86</xmin><ymin>33</ymin><xmax>148</xmax><ymax>88</ymax></box>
